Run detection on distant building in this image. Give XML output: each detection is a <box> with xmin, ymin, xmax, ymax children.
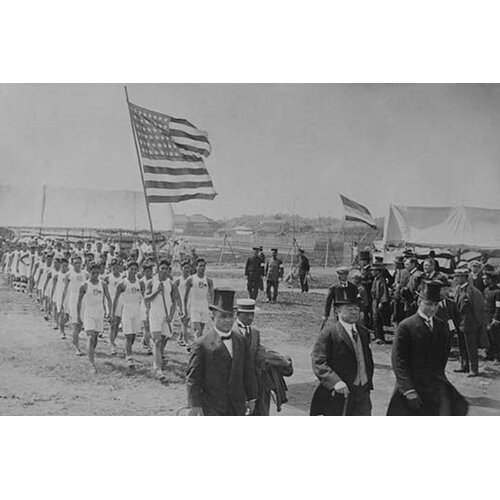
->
<box><xmin>259</xmin><ymin>218</ymin><xmax>290</xmax><ymax>235</ymax></box>
<box><xmin>184</xmin><ymin>214</ymin><xmax>220</xmax><ymax>236</ymax></box>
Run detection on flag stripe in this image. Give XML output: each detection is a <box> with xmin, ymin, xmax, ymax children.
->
<box><xmin>143</xmin><ymin>165</ymin><xmax>209</xmax><ymax>176</ymax></box>
<box><xmin>169</xmin><ymin>128</ymin><xmax>210</xmax><ymax>144</ymax></box>
<box><xmin>340</xmin><ymin>194</ymin><xmax>377</xmax><ymax>229</ymax></box>
<box><xmin>144</xmin><ymin>173</ymin><xmax>212</xmax><ymax>185</ymax></box>
<box><xmin>145</xmin><ymin>180</ymin><xmax>214</xmax><ymax>190</ymax></box>
<box><xmin>147</xmin><ymin>192</ymin><xmax>217</xmax><ymax>203</ymax></box>
<box><xmin>146</xmin><ymin>186</ymin><xmax>216</xmax><ymax>198</ymax></box>
<box><xmin>346</xmin><ymin>215</ymin><xmax>377</xmax><ymax>229</ymax></box>
<box><xmin>340</xmin><ymin>194</ymin><xmax>371</xmax><ymax>216</ymax></box>
<box><xmin>175</xmin><ymin>142</ymin><xmax>210</xmax><ymax>157</ymax></box>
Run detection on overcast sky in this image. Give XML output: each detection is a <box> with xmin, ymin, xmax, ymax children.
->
<box><xmin>1</xmin><ymin>83</ymin><xmax>500</xmax><ymax>220</ymax></box>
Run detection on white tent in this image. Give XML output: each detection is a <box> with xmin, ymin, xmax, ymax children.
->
<box><xmin>383</xmin><ymin>204</ymin><xmax>500</xmax><ymax>251</ymax></box>
<box><xmin>0</xmin><ymin>184</ymin><xmax>174</xmax><ymax>232</ymax></box>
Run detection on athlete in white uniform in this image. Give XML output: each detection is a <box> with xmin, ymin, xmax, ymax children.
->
<box><xmin>173</xmin><ymin>261</ymin><xmax>191</xmax><ymax>347</ymax></box>
<box><xmin>113</xmin><ymin>261</ymin><xmax>144</xmax><ymax>368</ymax></box>
<box><xmin>51</xmin><ymin>257</ymin><xmax>69</xmax><ymax>339</ymax></box>
<box><xmin>145</xmin><ymin>259</ymin><xmax>180</xmax><ymax>378</ymax></box>
<box><xmin>41</xmin><ymin>254</ymin><xmax>55</xmax><ymax>319</ymax></box>
<box><xmin>184</xmin><ymin>258</ymin><xmax>214</xmax><ymax>339</ymax></box>
<box><xmin>77</xmin><ymin>262</ymin><xmax>112</xmax><ymax>373</ymax></box>
<box><xmin>139</xmin><ymin>263</ymin><xmax>154</xmax><ymax>355</ymax></box>
<box><xmin>104</xmin><ymin>259</ymin><xmax>124</xmax><ymax>355</ymax></box>
<box><xmin>61</xmin><ymin>255</ymin><xmax>88</xmax><ymax>355</ymax></box>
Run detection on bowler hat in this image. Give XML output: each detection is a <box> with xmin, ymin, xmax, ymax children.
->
<box><xmin>209</xmin><ymin>288</ymin><xmax>236</xmax><ymax>313</ymax></box>
<box><xmin>417</xmin><ymin>280</ymin><xmax>444</xmax><ymax>302</ymax></box>
<box><xmin>235</xmin><ymin>298</ymin><xmax>256</xmax><ymax>313</ymax></box>
<box><xmin>332</xmin><ymin>284</ymin><xmax>360</xmax><ymax>306</ymax></box>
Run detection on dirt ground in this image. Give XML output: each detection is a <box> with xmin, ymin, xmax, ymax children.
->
<box><xmin>1</xmin><ymin>267</ymin><xmax>500</xmax><ymax>416</ymax></box>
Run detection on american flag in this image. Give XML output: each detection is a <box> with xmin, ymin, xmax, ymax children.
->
<box><xmin>128</xmin><ymin>102</ymin><xmax>217</xmax><ymax>203</ymax></box>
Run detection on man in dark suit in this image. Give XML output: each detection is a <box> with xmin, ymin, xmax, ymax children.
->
<box><xmin>401</xmin><ymin>257</ymin><xmax>423</xmax><ymax>317</ymax></box>
<box><xmin>387</xmin><ymin>280</ymin><xmax>468</xmax><ymax>416</ymax></box>
<box><xmin>235</xmin><ymin>298</ymin><xmax>293</xmax><ymax>415</ymax></box>
<box><xmin>392</xmin><ymin>255</ymin><xmax>409</xmax><ymax>325</ymax></box>
<box><xmin>311</xmin><ymin>284</ymin><xmax>374</xmax><ymax>416</ymax></box>
<box><xmin>453</xmin><ymin>268</ymin><xmax>488</xmax><ymax>377</ymax></box>
<box><xmin>298</xmin><ymin>249</ymin><xmax>310</xmax><ymax>293</ymax></box>
<box><xmin>469</xmin><ymin>260</ymin><xmax>485</xmax><ymax>293</ymax></box>
<box><xmin>481</xmin><ymin>268</ymin><xmax>500</xmax><ymax>361</ymax></box>
<box><xmin>321</xmin><ymin>266</ymin><xmax>360</xmax><ymax>329</ymax></box>
<box><xmin>371</xmin><ymin>262</ymin><xmax>390</xmax><ymax>344</ymax></box>
<box><xmin>186</xmin><ymin>289</ymin><xmax>258</xmax><ymax>416</ymax></box>
<box><xmin>245</xmin><ymin>247</ymin><xmax>265</xmax><ymax>300</ymax></box>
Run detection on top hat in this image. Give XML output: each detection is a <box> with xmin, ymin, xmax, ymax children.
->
<box><xmin>359</xmin><ymin>250</ymin><xmax>371</xmax><ymax>260</ymax></box>
<box><xmin>332</xmin><ymin>284</ymin><xmax>360</xmax><ymax>306</ymax></box>
<box><xmin>209</xmin><ymin>288</ymin><xmax>236</xmax><ymax>314</ymax></box>
<box><xmin>235</xmin><ymin>298</ymin><xmax>256</xmax><ymax>313</ymax></box>
<box><xmin>271</xmin><ymin>248</ymin><xmax>278</xmax><ymax>252</ymax></box>
<box><xmin>417</xmin><ymin>280</ymin><xmax>444</xmax><ymax>302</ymax></box>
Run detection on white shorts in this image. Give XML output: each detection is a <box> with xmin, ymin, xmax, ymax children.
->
<box><xmin>68</xmin><ymin>301</ymin><xmax>79</xmax><ymax>324</ymax></box>
<box><xmin>140</xmin><ymin>302</ymin><xmax>148</xmax><ymax>323</ymax></box>
<box><xmin>190</xmin><ymin>307</ymin><xmax>210</xmax><ymax>324</ymax></box>
<box><xmin>149</xmin><ymin>314</ymin><xmax>173</xmax><ymax>338</ymax></box>
<box><xmin>84</xmin><ymin>315</ymin><xmax>104</xmax><ymax>333</ymax></box>
<box><xmin>122</xmin><ymin>314</ymin><xmax>142</xmax><ymax>335</ymax></box>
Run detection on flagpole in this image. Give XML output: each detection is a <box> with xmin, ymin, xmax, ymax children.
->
<box><xmin>124</xmin><ymin>86</ymin><xmax>172</xmax><ymax>332</ymax></box>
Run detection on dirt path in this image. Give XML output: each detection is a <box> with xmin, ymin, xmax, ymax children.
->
<box><xmin>1</xmin><ymin>273</ymin><xmax>499</xmax><ymax>416</ymax></box>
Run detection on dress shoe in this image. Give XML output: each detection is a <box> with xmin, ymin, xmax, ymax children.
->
<box><xmin>453</xmin><ymin>368</ymin><xmax>469</xmax><ymax>373</ymax></box>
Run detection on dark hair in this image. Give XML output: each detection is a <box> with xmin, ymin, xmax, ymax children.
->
<box><xmin>196</xmin><ymin>258</ymin><xmax>206</xmax><ymax>265</ymax></box>
<box><xmin>159</xmin><ymin>259</ymin><xmax>171</xmax><ymax>268</ymax></box>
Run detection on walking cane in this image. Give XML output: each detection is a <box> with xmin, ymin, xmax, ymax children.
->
<box><xmin>342</xmin><ymin>394</ymin><xmax>349</xmax><ymax>416</ymax></box>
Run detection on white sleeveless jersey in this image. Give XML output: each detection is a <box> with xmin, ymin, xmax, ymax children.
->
<box><xmin>177</xmin><ymin>275</ymin><xmax>189</xmax><ymax>309</ymax></box>
<box><xmin>66</xmin><ymin>270</ymin><xmax>87</xmax><ymax>303</ymax></box>
<box><xmin>82</xmin><ymin>280</ymin><xmax>105</xmax><ymax>318</ymax></box>
<box><xmin>10</xmin><ymin>250</ymin><xmax>19</xmax><ymax>274</ymax></box>
<box><xmin>149</xmin><ymin>276</ymin><xmax>172</xmax><ymax>318</ymax></box>
<box><xmin>106</xmin><ymin>272</ymin><xmax>124</xmax><ymax>302</ymax></box>
<box><xmin>189</xmin><ymin>275</ymin><xmax>209</xmax><ymax>310</ymax></box>
<box><xmin>54</xmin><ymin>270</ymin><xmax>68</xmax><ymax>306</ymax></box>
<box><xmin>121</xmin><ymin>278</ymin><xmax>142</xmax><ymax>316</ymax></box>
<box><xmin>40</xmin><ymin>264</ymin><xmax>53</xmax><ymax>293</ymax></box>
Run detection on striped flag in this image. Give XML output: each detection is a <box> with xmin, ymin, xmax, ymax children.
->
<box><xmin>128</xmin><ymin>102</ymin><xmax>217</xmax><ymax>203</ymax></box>
<box><xmin>340</xmin><ymin>194</ymin><xmax>377</xmax><ymax>229</ymax></box>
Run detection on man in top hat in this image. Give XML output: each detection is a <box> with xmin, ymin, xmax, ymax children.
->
<box><xmin>469</xmin><ymin>260</ymin><xmax>485</xmax><ymax>293</ymax></box>
<box><xmin>297</xmin><ymin>249</ymin><xmax>310</xmax><ymax>293</ymax></box>
<box><xmin>311</xmin><ymin>284</ymin><xmax>374</xmax><ymax>416</ymax></box>
<box><xmin>235</xmin><ymin>298</ymin><xmax>293</xmax><ymax>415</ymax></box>
<box><xmin>245</xmin><ymin>247</ymin><xmax>265</xmax><ymax>300</ymax></box>
<box><xmin>482</xmin><ymin>268</ymin><xmax>500</xmax><ymax>362</ymax></box>
<box><xmin>322</xmin><ymin>266</ymin><xmax>359</xmax><ymax>328</ymax></box>
<box><xmin>265</xmin><ymin>248</ymin><xmax>284</xmax><ymax>303</ymax></box>
<box><xmin>370</xmin><ymin>262</ymin><xmax>390</xmax><ymax>344</ymax></box>
<box><xmin>453</xmin><ymin>268</ymin><xmax>488</xmax><ymax>376</ymax></box>
<box><xmin>186</xmin><ymin>289</ymin><xmax>258</xmax><ymax>416</ymax></box>
<box><xmin>387</xmin><ymin>280</ymin><xmax>468</xmax><ymax>416</ymax></box>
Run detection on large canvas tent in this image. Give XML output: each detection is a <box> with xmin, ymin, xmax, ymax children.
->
<box><xmin>383</xmin><ymin>204</ymin><xmax>500</xmax><ymax>251</ymax></box>
<box><xmin>0</xmin><ymin>184</ymin><xmax>174</xmax><ymax>233</ymax></box>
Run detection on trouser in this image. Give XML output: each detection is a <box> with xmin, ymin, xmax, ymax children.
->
<box><xmin>393</xmin><ymin>299</ymin><xmax>405</xmax><ymax>325</ymax></box>
<box><xmin>364</xmin><ymin>306</ymin><xmax>373</xmax><ymax>330</ymax></box>
<box><xmin>345</xmin><ymin>384</ymin><xmax>372</xmax><ymax>416</ymax></box>
<box><xmin>486</xmin><ymin>323</ymin><xmax>500</xmax><ymax>360</ymax></box>
<box><xmin>247</xmin><ymin>278</ymin><xmax>260</xmax><ymax>300</ymax></box>
<box><xmin>266</xmin><ymin>280</ymin><xmax>279</xmax><ymax>302</ymax></box>
<box><xmin>458</xmin><ymin>327</ymin><xmax>479</xmax><ymax>373</ymax></box>
<box><xmin>372</xmin><ymin>302</ymin><xmax>385</xmax><ymax>341</ymax></box>
<box><xmin>299</xmin><ymin>273</ymin><xmax>309</xmax><ymax>292</ymax></box>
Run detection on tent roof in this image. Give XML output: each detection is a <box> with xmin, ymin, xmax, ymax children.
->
<box><xmin>0</xmin><ymin>184</ymin><xmax>174</xmax><ymax>231</ymax></box>
<box><xmin>383</xmin><ymin>204</ymin><xmax>500</xmax><ymax>251</ymax></box>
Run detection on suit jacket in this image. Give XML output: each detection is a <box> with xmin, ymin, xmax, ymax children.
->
<box><xmin>387</xmin><ymin>314</ymin><xmax>468</xmax><ymax>416</ymax></box>
<box><xmin>435</xmin><ymin>298</ymin><xmax>460</xmax><ymax>332</ymax></box>
<box><xmin>371</xmin><ymin>275</ymin><xmax>389</xmax><ymax>304</ymax></box>
<box><xmin>454</xmin><ymin>283</ymin><xmax>488</xmax><ymax>347</ymax></box>
<box><xmin>186</xmin><ymin>326</ymin><xmax>258</xmax><ymax>416</ymax></box>
<box><xmin>310</xmin><ymin>321</ymin><xmax>374</xmax><ymax>416</ymax></box>
<box><xmin>241</xmin><ymin>324</ymin><xmax>293</xmax><ymax>415</ymax></box>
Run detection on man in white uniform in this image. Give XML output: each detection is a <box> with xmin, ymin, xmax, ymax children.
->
<box><xmin>51</xmin><ymin>257</ymin><xmax>70</xmax><ymax>338</ymax></box>
<box><xmin>77</xmin><ymin>262</ymin><xmax>112</xmax><ymax>373</ymax></box>
<box><xmin>104</xmin><ymin>258</ymin><xmax>124</xmax><ymax>356</ymax></box>
<box><xmin>184</xmin><ymin>258</ymin><xmax>214</xmax><ymax>340</ymax></box>
<box><xmin>61</xmin><ymin>255</ymin><xmax>88</xmax><ymax>355</ymax></box>
<box><xmin>145</xmin><ymin>259</ymin><xmax>180</xmax><ymax>379</ymax></box>
<box><xmin>173</xmin><ymin>261</ymin><xmax>191</xmax><ymax>347</ymax></box>
<box><xmin>113</xmin><ymin>261</ymin><xmax>145</xmax><ymax>369</ymax></box>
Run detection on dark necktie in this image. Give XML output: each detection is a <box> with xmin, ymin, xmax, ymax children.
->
<box><xmin>351</xmin><ymin>328</ymin><xmax>358</xmax><ymax>344</ymax></box>
<box><xmin>425</xmin><ymin>319</ymin><xmax>433</xmax><ymax>332</ymax></box>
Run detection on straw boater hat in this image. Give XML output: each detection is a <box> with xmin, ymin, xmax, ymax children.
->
<box><xmin>235</xmin><ymin>298</ymin><xmax>256</xmax><ymax>313</ymax></box>
<box><xmin>209</xmin><ymin>289</ymin><xmax>236</xmax><ymax>313</ymax></box>
<box><xmin>335</xmin><ymin>266</ymin><xmax>350</xmax><ymax>274</ymax></box>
